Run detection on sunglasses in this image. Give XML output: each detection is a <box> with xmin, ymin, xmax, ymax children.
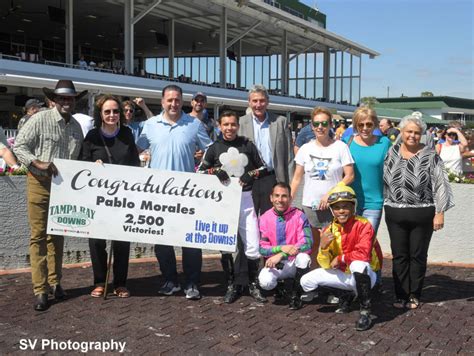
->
<box><xmin>124</xmin><ymin>108</ymin><xmax>134</xmax><ymax>113</ymax></box>
<box><xmin>102</xmin><ymin>109</ymin><xmax>120</xmax><ymax>115</ymax></box>
<box><xmin>447</xmin><ymin>133</ymin><xmax>458</xmax><ymax>138</ymax></box>
<box><xmin>357</xmin><ymin>122</ymin><xmax>374</xmax><ymax>130</ymax></box>
<box><xmin>312</xmin><ymin>120</ymin><xmax>330</xmax><ymax>128</ymax></box>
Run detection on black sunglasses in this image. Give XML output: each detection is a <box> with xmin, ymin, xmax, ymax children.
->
<box><xmin>312</xmin><ymin>120</ymin><xmax>330</xmax><ymax>128</ymax></box>
<box><xmin>102</xmin><ymin>109</ymin><xmax>120</xmax><ymax>115</ymax></box>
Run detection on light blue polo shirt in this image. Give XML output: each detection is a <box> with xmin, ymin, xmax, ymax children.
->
<box><xmin>252</xmin><ymin>113</ymin><xmax>273</xmax><ymax>170</ymax></box>
<box><xmin>137</xmin><ymin>112</ymin><xmax>211</xmax><ymax>172</ymax></box>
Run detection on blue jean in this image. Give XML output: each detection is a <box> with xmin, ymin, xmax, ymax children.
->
<box><xmin>357</xmin><ymin>208</ymin><xmax>383</xmax><ymax>234</ymax></box>
<box><xmin>357</xmin><ymin>207</ymin><xmax>383</xmax><ymax>285</ymax></box>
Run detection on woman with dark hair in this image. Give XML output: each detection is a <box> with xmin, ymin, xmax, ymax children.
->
<box><xmin>80</xmin><ymin>94</ymin><xmax>140</xmax><ymax>298</ymax></box>
<box><xmin>384</xmin><ymin>113</ymin><xmax>454</xmax><ymax>309</ymax></box>
<box><xmin>436</xmin><ymin>126</ymin><xmax>468</xmax><ymax>175</ymax></box>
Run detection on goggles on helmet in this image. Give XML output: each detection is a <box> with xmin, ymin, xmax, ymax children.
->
<box><xmin>327</xmin><ymin>190</ymin><xmax>356</xmax><ymax>205</ymax></box>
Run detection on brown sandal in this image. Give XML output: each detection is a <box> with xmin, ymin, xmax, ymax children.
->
<box><xmin>91</xmin><ymin>286</ymin><xmax>105</xmax><ymax>298</ymax></box>
<box><xmin>114</xmin><ymin>287</ymin><xmax>130</xmax><ymax>298</ymax></box>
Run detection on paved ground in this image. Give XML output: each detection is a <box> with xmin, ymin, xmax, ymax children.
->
<box><xmin>0</xmin><ymin>257</ymin><xmax>473</xmax><ymax>355</ymax></box>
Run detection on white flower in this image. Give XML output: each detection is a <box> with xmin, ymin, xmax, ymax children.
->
<box><xmin>219</xmin><ymin>147</ymin><xmax>248</xmax><ymax>177</ymax></box>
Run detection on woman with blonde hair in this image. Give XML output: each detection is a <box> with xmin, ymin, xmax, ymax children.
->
<box><xmin>343</xmin><ymin>107</ymin><xmax>391</xmax><ymax>233</ymax></box>
<box><xmin>291</xmin><ymin>106</ymin><xmax>354</xmax><ymax>253</ymax></box>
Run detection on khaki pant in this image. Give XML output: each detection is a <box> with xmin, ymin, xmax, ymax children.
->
<box><xmin>27</xmin><ymin>173</ymin><xmax>64</xmax><ymax>295</ymax></box>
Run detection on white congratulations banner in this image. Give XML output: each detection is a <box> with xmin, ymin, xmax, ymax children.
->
<box><xmin>47</xmin><ymin>159</ymin><xmax>242</xmax><ymax>252</ymax></box>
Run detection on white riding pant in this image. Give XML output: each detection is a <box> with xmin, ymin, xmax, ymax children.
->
<box><xmin>258</xmin><ymin>253</ymin><xmax>311</xmax><ymax>290</ymax></box>
<box><xmin>300</xmin><ymin>260</ymin><xmax>376</xmax><ymax>295</ymax></box>
<box><xmin>238</xmin><ymin>190</ymin><xmax>260</xmax><ymax>260</ymax></box>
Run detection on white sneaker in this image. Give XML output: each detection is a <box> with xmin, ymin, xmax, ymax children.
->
<box><xmin>184</xmin><ymin>284</ymin><xmax>201</xmax><ymax>300</ymax></box>
<box><xmin>158</xmin><ymin>281</ymin><xmax>181</xmax><ymax>296</ymax></box>
<box><xmin>300</xmin><ymin>291</ymin><xmax>318</xmax><ymax>302</ymax></box>
<box><xmin>327</xmin><ymin>294</ymin><xmax>340</xmax><ymax>304</ymax></box>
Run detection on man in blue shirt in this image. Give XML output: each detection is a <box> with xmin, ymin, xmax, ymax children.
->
<box><xmin>137</xmin><ymin>85</ymin><xmax>211</xmax><ymax>300</ymax></box>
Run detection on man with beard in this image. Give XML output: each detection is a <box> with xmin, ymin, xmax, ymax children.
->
<box><xmin>14</xmin><ymin>80</ymin><xmax>86</xmax><ymax>311</ymax></box>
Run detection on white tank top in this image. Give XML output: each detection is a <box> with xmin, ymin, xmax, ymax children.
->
<box><xmin>440</xmin><ymin>144</ymin><xmax>462</xmax><ymax>174</ymax></box>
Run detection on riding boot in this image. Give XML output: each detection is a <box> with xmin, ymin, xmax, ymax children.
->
<box><xmin>247</xmin><ymin>258</ymin><xmax>267</xmax><ymax>303</ymax></box>
<box><xmin>354</xmin><ymin>272</ymin><xmax>373</xmax><ymax>331</ymax></box>
<box><xmin>289</xmin><ymin>267</ymin><xmax>308</xmax><ymax>310</ymax></box>
<box><xmin>274</xmin><ymin>280</ymin><xmax>287</xmax><ymax>303</ymax></box>
<box><xmin>335</xmin><ymin>291</ymin><xmax>355</xmax><ymax>314</ymax></box>
<box><xmin>221</xmin><ymin>254</ymin><xmax>241</xmax><ymax>304</ymax></box>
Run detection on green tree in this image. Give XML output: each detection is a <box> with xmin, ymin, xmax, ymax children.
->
<box><xmin>359</xmin><ymin>96</ymin><xmax>378</xmax><ymax>108</ymax></box>
<box><xmin>421</xmin><ymin>91</ymin><xmax>434</xmax><ymax>97</ymax></box>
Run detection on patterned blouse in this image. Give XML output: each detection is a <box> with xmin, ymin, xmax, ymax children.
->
<box><xmin>383</xmin><ymin>144</ymin><xmax>454</xmax><ymax>212</ymax></box>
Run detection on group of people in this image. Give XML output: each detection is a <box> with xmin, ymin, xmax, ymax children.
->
<box><xmin>10</xmin><ymin>78</ymin><xmax>455</xmax><ymax>333</ymax></box>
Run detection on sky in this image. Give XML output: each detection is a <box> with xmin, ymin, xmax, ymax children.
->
<box><xmin>301</xmin><ymin>0</ymin><xmax>473</xmax><ymax>99</ymax></box>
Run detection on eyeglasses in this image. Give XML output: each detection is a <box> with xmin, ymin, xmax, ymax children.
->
<box><xmin>124</xmin><ymin>108</ymin><xmax>134</xmax><ymax>113</ymax></box>
<box><xmin>312</xmin><ymin>120</ymin><xmax>330</xmax><ymax>128</ymax></box>
<box><xmin>357</xmin><ymin>122</ymin><xmax>374</xmax><ymax>130</ymax></box>
<box><xmin>102</xmin><ymin>109</ymin><xmax>120</xmax><ymax>115</ymax></box>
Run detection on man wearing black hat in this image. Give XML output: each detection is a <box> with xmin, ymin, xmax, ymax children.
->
<box><xmin>17</xmin><ymin>98</ymin><xmax>44</xmax><ymax>131</ymax></box>
<box><xmin>14</xmin><ymin>79</ymin><xmax>87</xmax><ymax>311</ymax></box>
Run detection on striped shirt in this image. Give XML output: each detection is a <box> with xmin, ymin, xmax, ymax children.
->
<box><xmin>14</xmin><ymin>108</ymin><xmax>83</xmax><ymax>176</ymax></box>
<box><xmin>383</xmin><ymin>143</ymin><xmax>454</xmax><ymax>213</ymax></box>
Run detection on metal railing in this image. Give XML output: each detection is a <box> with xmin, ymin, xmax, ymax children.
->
<box><xmin>3</xmin><ymin>129</ymin><xmax>18</xmax><ymax>140</ymax></box>
<box><xmin>44</xmin><ymin>60</ymin><xmax>114</xmax><ymax>73</ymax></box>
<box><xmin>0</xmin><ymin>54</ymin><xmax>21</xmax><ymax>61</ymax></box>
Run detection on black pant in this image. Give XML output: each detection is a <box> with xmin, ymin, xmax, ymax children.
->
<box><xmin>89</xmin><ymin>239</ymin><xmax>130</xmax><ymax>288</ymax></box>
<box><xmin>154</xmin><ymin>245</ymin><xmax>202</xmax><ymax>287</ymax></box>
<box><xmin>233</xmin><ymin>174</ymin><xmax>277</xmax><ymax>285</ymax></box>
<box><xmin>384</xmin><ymin>206</ymin><xmax>435</xmax><ymax>300</ymax></box>
<box><xmin>251</xmin><ymin>174</ymin><xmax>277</xmax><ymax>216</ymax></box>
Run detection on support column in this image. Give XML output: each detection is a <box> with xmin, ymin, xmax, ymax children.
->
<box><xmin>124</xmin><ymin>0</ymin><xmax>134</xmax><ymax>74</ymax></box>
<box><xmin>323</xmin><ymin>47</ymin><xmax>330</xmax><ymax>101</ymax></box>
<box><xmin>349</xmin><ymin>54</ymin><xmax>353</xmax><ymax>105</ymax></box>
<box><xmin>236</xmin><ymin>40</ymin><xmax>242</xmax><ymax>89</ymax></box>
<box><xmin>219</xmin><ymin>7</ymin><xmax>227</xmax><ymax>88</ymax></box>
<box><xmin>214</xmin><ymin>104</ymin><xmax>220</xmax><ymax>121</ymax></box>
<box><xmin>340</xmin><ymin>52</ymin><xmax>344</xmax><ymax>102</ymax></box>
<box><xmin>168</xmin><ymin>19</ymin><xmax>175</xmax><ymax>79</ymax></box>
<box><xmin>281</xmin><ymin>30</ymin><xmax>287</xmax><ymax>95</ymax></box>
<box><xmin>358</xmin><ymin>56</ymin><xmax>362</xmax><ymax>104</ymax></box>
<box><xmin>65</xmin><ymin>0</ymin><xmax>73</xmax><ymax>64</ymax></box>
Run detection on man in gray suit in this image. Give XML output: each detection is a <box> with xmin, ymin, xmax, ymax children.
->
<box><xmin>239</xmin><ymin>84</ymin><xmax>294</xmax><ymax>215</ymax></box>
<box><xmin>227</xmin><ymin>85</ymin><xmax>294</xmax><ymax>304</ymax></box>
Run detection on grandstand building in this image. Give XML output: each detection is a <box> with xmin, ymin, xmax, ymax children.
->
<box><xmin>0</xmin><ymin>0</ymin><xmax>379</xmax><ymax>128</ymax></box>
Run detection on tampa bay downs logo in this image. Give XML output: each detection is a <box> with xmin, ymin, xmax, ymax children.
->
<box><xmin>49</xmin><ymin>205</ymin><xmax>96</xmax><ymax>228</ymax></box>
